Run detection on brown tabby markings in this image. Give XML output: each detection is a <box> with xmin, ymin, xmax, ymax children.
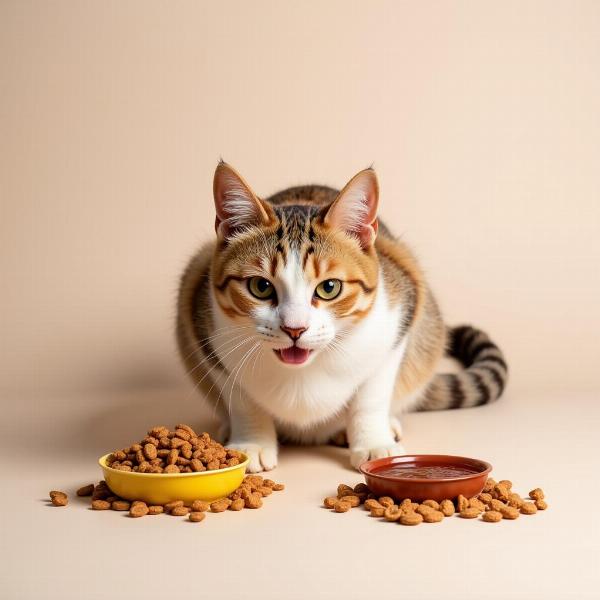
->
<box><xmin>176</xmin><ymin>175</ymin><xmax>508</xmax><ymax>416</ymax></box>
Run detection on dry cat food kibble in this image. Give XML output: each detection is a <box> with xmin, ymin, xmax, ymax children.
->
<box><xmin>47</xmin><ymin>425</ymin><xmax>284</xmax><ymax>523</ymax></box>
<box><xmin>322</xmin><ymin>479</ymin><xmax>547</xmax><ymax>527</ymax></box>
<box><xmin>49</xmin><ymin>491</ymin><xmax>68</xmax><ymax>507</ymax></box>
<box><xmin>105</xmin><ymin>424</ymin><xmax>243</xmax><ymax>474</ymax></box>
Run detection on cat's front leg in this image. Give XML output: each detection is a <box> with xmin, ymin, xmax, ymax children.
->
<box><xmin>226</xmin><ymin>393</ymin><xmax>278</xmax><ymax>473</ymax></box>
<box><xmin>347</xmin><ymin>346</ymin><xmax>406</xmax><ymax>470</ymax></box>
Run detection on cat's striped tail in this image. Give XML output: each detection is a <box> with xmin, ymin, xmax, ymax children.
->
<box><xmin>416</xmin><ymin>325</ymin><xmax>508</xmax><ymax>411</ymax></box>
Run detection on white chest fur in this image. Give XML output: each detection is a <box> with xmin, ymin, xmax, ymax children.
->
<box><xmin>210</xmin><ymin>272</ymin><xmax>404</xmax><ymax>431</ymax></box>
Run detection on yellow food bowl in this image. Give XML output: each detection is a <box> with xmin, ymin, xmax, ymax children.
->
<box><xmin>98</xmin><ymin>453</ymin><xmax>249</xmax><ymax>505</ymax></box>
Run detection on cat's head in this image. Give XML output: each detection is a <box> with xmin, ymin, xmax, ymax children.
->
<box><xmin>211</xmin><ymin>162</ymin><xmax>380</xmax><ymax>367</ymax></box>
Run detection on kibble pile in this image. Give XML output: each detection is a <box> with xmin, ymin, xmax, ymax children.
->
<box><xmin>48</xmin><ymin>474</ymin><xmax>284</xmax><ymax>522</ymax></box>
<box><xmin>46</xmin><ymin>424</ymin><xmax>284</xmax><ymax>522</ymax></box>
<box><xmin>324</xmin><ymin>478</ymin><xmax>547</xmax><ymax>525</ymax></box>
<box><xmin>106</xmin><ymin>424</ymin><xmax>242</xmax><ymax>474</ymax></box>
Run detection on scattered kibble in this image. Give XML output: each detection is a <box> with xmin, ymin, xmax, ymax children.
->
<box><xmin>47</xmin><ymin>425</ymin><xmax>284</xmax><ymax>523</ymax></box>
<box><xmin>76</xmin><ymin>484</ymin><xmax>94</xmax><ymax>497</ymax></box>
<box><xmin>49</xmin><ymin>491</ymin><xmax>68</xmax><ymax>507</ymax></box>
<box><xmin>482</xmin><ymin>510</ymin><xmax>503</xmax><ymax>523</ymax></box>
<box><xmin>322</xmin><ymin>478</ymin><xmax>548</xmax><ymax>527</ymax></box>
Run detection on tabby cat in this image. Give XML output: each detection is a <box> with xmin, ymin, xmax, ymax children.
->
<box><xmin>176</xmin><ymin>162</ymin><xmax>507</xmax><ymax>472</ymax></box>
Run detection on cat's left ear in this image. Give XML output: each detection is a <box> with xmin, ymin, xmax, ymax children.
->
<box><xmin>323</xmin><ymin>168</ymin><xmax>379</xmax><ymax>249</ymax></box>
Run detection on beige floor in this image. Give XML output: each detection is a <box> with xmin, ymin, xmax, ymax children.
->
<box><xmin>3</xmin><ymin>389</ymin><xmax>598</xmax><ymax>600</ymax></box>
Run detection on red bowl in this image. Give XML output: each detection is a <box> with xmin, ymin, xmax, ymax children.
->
<box><xmin>359</xmin><ymin>454</ymin><xmax>492</xmax><ymax>502</ymax></box>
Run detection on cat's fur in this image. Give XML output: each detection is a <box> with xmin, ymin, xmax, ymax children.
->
<box><xmin>176</xmin><ymin>162</ymin><xmax>508</xmax><ymax>472</ymax></box>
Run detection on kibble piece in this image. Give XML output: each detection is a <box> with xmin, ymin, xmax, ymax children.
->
<box><xmin>378</xmin><ymin>496</ymin><xmax>395</xmax><ymax>508</ymax></box>
<box><xmin>171</xmin><ymin>506</ymin><xmax>190</xmax><ymax>516</ymax></box>
<box><xmin>164</xmin><ymin>500</ymin><xmax>184</xmax><ymax>513</ymax></box>
<box><xmin>244</xmin><ymin>493</ymin><xmax>263</xmax><ymax>509</ymax></box>
<box><xmin>469</xmin><ymin>498</ymin><xmax>486</xmax><ymax>512</ymax></box>
<box><xmin>272</xmin><ymin>483</ymin><xmax>285</xmax><ymax>491</ymax></box>
<box><xmin>189</xmin><ymin>511</ymin><xmax>206</xmax><ymax>522</ymax></box>
<box><xmin>191</xmin><ymin>500</ymin><xmax>210</xmax><ymax>512</ymax></box>
<box><xmin>520</xmin><ymin>502</ymin><xmax>538</xmax><ymax>515</ymax></box>
<box><xmin>211</xmin><ymin>499</ymin><xmax>231</xmax><ymax>513</ymax></box>
<box><xmin>482</xmin><ymin>510</ymin><xmax>503</xmax><ymax>523</ymax></box>
<box><xmin>416</xmin><ymin>504</ymin><xmax>434</xmax><ymax>516</ymax></box>
<box><xmin>129</xmin><ymin>502</ymin><xmax>149</xmax><ymax>518</ymax></box>
<box><xmin>143</xmin><ymin>443</ymin><xmax>157</xmax><ymax>460</ymax></box>
<box><xmin>494</xmin><ymin>485</ymin><xmax>510</xmax><ymax>502</ymax></box>
<box><xmin>422</xmin><ymin>499</ymin><xmax>440</xmax><ymax>510</ymax></box>
<box><xmin>459</xmin><ymin>507</ymin><xmax>480</xmax><ymax>519</ymax></box>
<box><xmin>334</xmin><ymin>501</ymin><xmax>351</xmax><ymax>513</ymax></box>
<box><xmin>482</xmin><ymin>478</ymin><xmax>496</xmax><ymax>493</ymax></box>
<box><xmin>478</xmin><ymin>492</ymin><xmax>493</xmax><ymax>505</ymax></box>
<box><xmin>498</xmin><ymin>480</ymin><xmax>513</xmax><ymax>490</ymax></box>
<box><xmin>440</xmin><ymin>499</ymin><xmax>455</xmax><ymax>517</ymax></box>
<box><xmin>423</xmin><ymin>510</ymin><xmax>444</xmax><ymax>523</ymax></box>
<box><xmin>148</xmin><ymin>505</ymin><xmax>164</xmax><ymax>515</ymax></box>
<box><xmin>76</xmin><ymin>484</ymin><xmax>94</xmax><ymax>497</ymax></box>
<box><xmin>337</xmin><ymin>484</ymin><xmax>354</xmax><ymax>497</ymax></box>
<box><xmin>91</xmin><ymin>499</ymin><xmax>111</xmax><ymax>510</ymax></box>
<box><xmin>457</xmin><ymin>495</ymin><xmax>469</xmax><ymax>512</ymax></box>
<box><xmin>535</xmin><ymin>499</ymin><xmax>548</xmax><ymax>510</ymax></box>
<box><xmin>342</xmin><ymin>494</ymin><xmax>361</xmax><ymax>508</ymax></box>
<box><xmin>384</xmin><ymin>506</ymin><xmax>402</xmax><ymax>522</ymax></box>
<box><xmin>364</xmin><ymin>499</ymin><xmax>383</xmax><ymax>511</ymax></box>
<box><xmin>111</xmin><ymin>500</ymin><xmax>131</xmax><ymax>511</ymax></box>
<box><xmin>400</xmin><ymin>512</ymin><xmax>423</xmax><ymax>526</ymax></box>
<box><xmin>50</xmin><ymin>491</ymin><xmax>68</xmax><ymax>507</ymax></box>
<box><xmin>229</xmin><ymin>498</ymin><xmax>245</xmax><ymax>511</ymax></box>
<box><xmin>500</xmin><ymin>506</ymin><xmax>520</xmax><ymax>520</ymax></box>
<box><xmin>370</xmin><ymin>506</ymin><xmax>385</xmax><ymax>518</ymax></box>
<box><xmin>190</xmin><ymin>459</ymin><xmax>206</xmax><ymax>472</ymax></box>
<box><xmin>324</xmin><ymin>496</ymin><xmax>338</xmax><ymax>509</ymax></box>
<box><xmin>258</xmin><ymin>486</ymin><xmax>273</xmax><ymax>497</ymax></box>
<box><xmin>489</xmin><ymin>499</ymin><xmax>507</xmax><ymax>512</ymax></box>
<box><xmin>529</xmin><ymin>488</ymin><xmax>544</xmax><ymax>501</ymax></box>
<box><xmin>353</xmin><ymin>483</ymin><xmax>370</xmax><ymax>494</ymax></box>
<box><xmin>164</xmin><ymin>464</ymin><xmax>180</xmax><ymax>474</ymax></box>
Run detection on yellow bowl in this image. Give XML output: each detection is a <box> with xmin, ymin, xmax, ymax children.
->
<box><xmin>98</xmin><ymin>453</ymin><xmax>249</xmax><ymax>505</ymax></box>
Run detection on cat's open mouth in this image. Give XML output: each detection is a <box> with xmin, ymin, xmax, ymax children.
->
<box><xmin>274</xmin><ymin>346</ymin><xmax>312</xmax><ymax>365</ymax></box>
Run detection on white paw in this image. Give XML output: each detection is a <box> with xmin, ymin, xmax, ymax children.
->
<box><xmin>390</xmin><ymin>416</ymin><xmax>403</xmax><ymax>441</ymax></box>
<box><xmin>350</xmin><ymin>442</ymin><xmax>406</xmax><ymax>470</ymax></box>
<box><xmin>227</xmin><ymin>441</ymin><xmax>278</xmax><ymax>473</ymax></box>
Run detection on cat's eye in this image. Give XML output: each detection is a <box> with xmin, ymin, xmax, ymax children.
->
<box><xmin>314</xmin><ymin>279</ymin><xmax>342</xmax><ymax>301</ymax></box>
<box><xmin>247</xmin><ymin>276</ymin><xmax>276</xmax><ymax>300</ymax></box>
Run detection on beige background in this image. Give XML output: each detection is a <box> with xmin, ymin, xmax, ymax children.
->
<box><xmin>1</xmin><ymin>2</ymin><xmax>599</xmax><ymax>599</ymax></box>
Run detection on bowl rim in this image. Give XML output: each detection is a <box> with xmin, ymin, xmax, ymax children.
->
<box><xmin>98</xmin><ymin>452</ymin><xmax>249</xmax><ymax>477</ymax></box>
<box><xmin>359</xmin><ymin>454</ymin><xmax>492</xmax><ymax>483</ymax></box>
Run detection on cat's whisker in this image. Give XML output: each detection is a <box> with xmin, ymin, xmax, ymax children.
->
<box><xmin>186</xmin><ymin>330</ymin><xmax>254</xmax><ymax>377</ymax></box>
<box><xmin>184</xmin><ymin>335</ymin><xmax>255</xmax><ymax>405</ymax></box>
<box><xmin>180</xmin><ymin>325</ymin><xmax>254</xmax><ymax>364</ymax></box>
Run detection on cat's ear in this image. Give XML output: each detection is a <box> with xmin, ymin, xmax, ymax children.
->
<box><xmin>213</xmin><ymin>161</ymin><xmax>274</xmax><ymax>240</ymax></box>
<box><xmin>323</xmin><ymin>168</ymin><xmax>379</xmax><ymax>248</ymax></box>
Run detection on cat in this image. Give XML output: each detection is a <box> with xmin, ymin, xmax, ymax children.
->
<box><xmin>176</xmin><ymin>161</ymin><xmax>508</xmax><ymax>473</ymax></box>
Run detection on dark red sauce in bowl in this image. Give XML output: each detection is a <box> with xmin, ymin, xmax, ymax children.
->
<box><xmin>360</xmin><ymin>455</ymin><xmax>492</xmax><ymax>502</ymax></box>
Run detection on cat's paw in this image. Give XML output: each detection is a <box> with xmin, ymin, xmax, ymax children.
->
<box><xmin>350</xmin><ymin>443</ymin><xmax>406</xmax><ymax>470</ymax></box>
<box><xmin>227</xmin><ymin>441</ymin><xmax>278</xmax><ymax>473</ymax></box>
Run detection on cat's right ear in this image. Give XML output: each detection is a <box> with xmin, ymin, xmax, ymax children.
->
<box><xmin>213</xmin><ymin>161</ymin><xmax>274</xmax><ymax>240</ymax></box>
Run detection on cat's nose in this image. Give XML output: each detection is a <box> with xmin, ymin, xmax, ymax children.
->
<box><xmin>280</xmin><ymin>325</ymin><xmax>307</xmax><ymax>341</ymax></box>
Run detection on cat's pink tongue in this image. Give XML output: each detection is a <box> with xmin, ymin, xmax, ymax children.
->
<box><xmin>277</xmin><ymin>346</ymin><xmax>311</xmax><ymax>365</ymax></box>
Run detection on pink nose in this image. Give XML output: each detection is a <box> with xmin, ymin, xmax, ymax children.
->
<box><xmin>280</xmin><ymin>325</ymin><xmax>307</xmax><ymax>341</ymax></box>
